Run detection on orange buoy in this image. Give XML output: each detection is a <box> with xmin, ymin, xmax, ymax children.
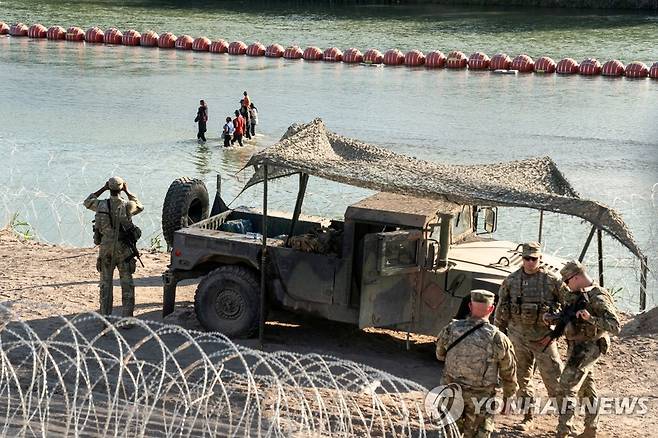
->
<box><xmin>363</xmin><ymin>49</ymin><xmax>383</xmax><ymax>64</ymax></box>
<box><xmin>511</xmin><ymin>54</ymin><xmax>534</xmax><ymax>72</ymax></box>
<box><xmin>46</xmin><ymin>25</ymin><xmax>66</xmax><ymax>40</ymax></box>
<box><xmin>446</xmin><ymin>51</ymin><xmax>467</xmax><ymax>69</ymax></box>
<box><xmin>323</xmin><ymin>47</ymin><xmax>343</xmax><ymax>62</ymax></box>
<box><xmin>534</xmin><ymin>56</ymin><xmax>556</xmax><ymax>73</ymax></box>
<box><xmin>625</xmin><ymin>61</ymin><xmax>649</xmax><ymax>78</ymax></box>
<box><xmin>0</xmin><ymin>22</ymin><xmax>9</xmax><ymax>35</ymax></box>
<box><xmin>210</xmin><ymin>39</ymin><xmax>228</xmax><ymax>53</ymax></box>
<box><xmin>228</xmin><ymin>40</ymin><xmax>247</xmax><ymax>55</ymax></box>
<box><xmin>425</xmin><ymin>50</ymin><xmax>446</xmax><ymax>68</ymax></box>
<box><xmin>468</xmin><ymin>52</ymin><xmax>490</xmax><ymax>70</ymax></box>
<box><xmin>343</xmin><ymin>48</ymin><xmax>363</xmax><ymax>63</ymax></box>
<box><xmin>650</xmin><ymin>62</ymin><xmax>658</xmax><ymax>79</ymax></box>
<box><xmin>265</xmin><ymin>43</ymin><xmax>284</xmax><ymax>57</ymax></box>
<box><xmin>246</xmin><ymin>42</ymin><xmax>265</xmax><ymax>56</ymax></box>
<box><xmin>404</xmin><ymin>49</ymin><xmax>425</xmax><ymax>67</ymax></box>
<box><xmin>9</xmin><ymin>23</ymin><xmax>28</xmax><ymax>36</ymax></box>
<box><xmin>283</xmin><ymin>46</ymin><xmax>303</xmax><ymax>59</ymax></box>
<box><xmin>490</xmin><ymin>53</ymin><xmax>511</xmax><ymax>70</ymax></box>
<box><xmin>28</xmin><ymin>23</ymin><xmax>47</xmax><ymax>38</ymax></box>
<box><xmin>85</xmin><ymin>27</ymin><xmax>104</xmax><ymax>43</ymax></box>
<box><xmin>176</xmin><ymin>35</ymin><xmax>194</xmax><ymax>50</ymax></box>
<box><xmin>383</xmin><ymin>49</ymin><xmax>404</xmax><ymax>65</ymax></box>
<box><xmin>579</xmin><ymin>58</ymin><xmax>601</xmax><ymax>76</ymax></box>
<box><xmin>65</xmin><ymin>26</ymin><xmax>84</xmax><ymax>42</ymax></box>
<box><xmin>192</xmin><ymin>37</ymin><xmax>211</xmax><ymax>51</ymax></box>
<box><xmin>556</xmin><ymin>58</ymin><xmax>579</xmax><ymax>74</ymax></box>
<box><xmin>122</xmin><ymin>29</ymin><xmax>141</xmax><ymax>46</ymax></box>
<box><xmin>104</xmin><ymin>27</ymin><xmax>123</xmax><ymax>45</ymax></box>
<box><xmin>158</xmin><ymin>32</ymin><xmax>176</xmax><ymax>49</ymax></box>
<box><xmin>140</xmin><ymin>30</ymin><xmax>158</xmax><ymax>47</ymax></box>
<box><xmin>303</xmin><ymin>46</ymin><xmax>323</xmax><ymax>61</ymax></box>
<box><xmin>601</xmin><ymin>59</ymin><xmax>625</xmax><ymax>77</ymax></box>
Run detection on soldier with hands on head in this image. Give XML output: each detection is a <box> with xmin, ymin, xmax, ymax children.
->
<box><xmin>436</xmin><ymin>290</ymin><xmax>518</xmax><ymax>438</ymax></box>
<box><xmin>551</xmin><ymin>260</ymin><xmax>620</xmax><ymax>438</ymax></box>
<box><xmin>84</xmin><ymin>176</ymin><xmax>143</xmax><ymax>320</ymax></box>
<box><xmin>494</xmin><ymin>241</ymin><xmax>570</xmax><ymax>431</ymax></box>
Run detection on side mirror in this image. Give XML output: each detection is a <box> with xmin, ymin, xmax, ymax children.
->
<box><xmin>477</xmin><ymin>207</ymin><xmax>498</xmax><ymax>234</ymax></box>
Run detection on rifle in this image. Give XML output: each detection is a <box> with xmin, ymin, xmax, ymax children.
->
<box><xmin>541</xmin><ymin>292</ymin><xmax>589</xmax><ymax>351</ymax></box>
<box><xmin>119</xmin><ymin>222</ymin><xmax>144</xmax><ymax>267</ymax></box>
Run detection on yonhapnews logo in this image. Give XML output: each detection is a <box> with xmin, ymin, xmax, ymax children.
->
<box><xmin>424</xmin><ymin>383</ymin><xmax>464</xmax><ymax>426</ymax></box>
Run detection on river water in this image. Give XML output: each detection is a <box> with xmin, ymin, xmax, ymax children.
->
<box><xmin>1</xmin><ymin>1</ymin><xmax>657</xmax><ymax>309</ymax></box>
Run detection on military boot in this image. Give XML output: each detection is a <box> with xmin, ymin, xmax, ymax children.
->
<box><xmin>517</xmin><ymin>412</ymin><xmax>534</xmax><ymax>431</ymax></box>
<box><xmin>576</xmin><ymin>428</ymin><xmax>597</xmax><ymax>438</ymax></box>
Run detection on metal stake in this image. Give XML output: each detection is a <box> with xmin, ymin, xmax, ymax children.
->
<box><xmin>538</xmin><ymin>210</ymin><xmax>544</xmax><ymax>244</ymax></box>
<box><xmin>596</xmin><ymin>228</ymin><xmax>604</xmax><ymax>287</ymax></box>
<box><xmin>578</xmin><ymin>225</ymin><xmax>597</xmax><ymax>262</ymax></box>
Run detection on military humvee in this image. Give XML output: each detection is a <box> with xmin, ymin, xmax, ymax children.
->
<box><xmin>161</xmin><ymin>176</ymin><xmax>567</xmax><ymax>338</ymax></box>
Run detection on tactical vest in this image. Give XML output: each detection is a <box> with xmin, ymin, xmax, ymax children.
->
<box><xmin>444</xmin><ymin>320</ymin><xmax>500</xmax><ymax>389</ymax></box>
<box><xmin>508</xmin><ymin>268</ymin><xmax>557</xmax><ymax>326</ymax></box>
<box><xmin>564</xmin><ymin>287</ymin><xmax>610</xmax><ymax>342</ymax></box>
<box><xmin>94</xmin><ymin>198</ymin><xmax>128</xmax><ymax>246</ymax></box>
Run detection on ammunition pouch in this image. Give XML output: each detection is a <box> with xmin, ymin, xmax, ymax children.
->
<box><xmin>92</xmin><ymin>221</ymin><xmax>102</xmax><ymax>245</ymax></box>
<box><xmin>520</xmin><ymin>303</ymin><xmax>539</xmax><ymax>325</ymax></box>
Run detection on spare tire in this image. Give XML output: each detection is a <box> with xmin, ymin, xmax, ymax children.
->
<box><xmin>162</xmin><ymin>177</ymin><xmax>209</xmax><ymax>247</ymax></box>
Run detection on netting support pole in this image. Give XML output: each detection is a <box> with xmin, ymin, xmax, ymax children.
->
<box><xmin>259</xmin><ymin>164</ymin><xmax>268</xmax><ymax>345</ymax></box>
<box><xmin>640</xmin><ymin>256</ymin><xmax>648</xmax><ymax>312</ymax></box>
<box><xmin>596</xmin><ymin>228</ymin><xmax>604</xmax><ymax>287</ymax></box>
<box><xmin>578</xmin><ymin>225</ymin><xmax>597</xmax><ymax>262</ymax></box>
<box><xmin>285</xmin><ymin>173</ymin><xmax>309</xmax><ymax>247</ymax></box>
<box><xmin>538</xmin><ymin>210</ymin><xmax>544</xmax><ymax>244</ymax></box>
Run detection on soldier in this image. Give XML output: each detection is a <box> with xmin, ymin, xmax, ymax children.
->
<box><xmin>494</xmin><ymin>241</ymin><xmax>570</xmax><ymax>431</ymax></box>
<box><xmin>84</xmin><ymin>177</ymin><xmax>143</xmax><ymax>319</ymax></box>
<box><xmin>436</xmin><ymin>290</ymin><xmax>517</xmax><ymax>438</ymax></box>
<box><xmin>552</xmin><ymin>260</ymin><xmax>620</xmax><ymax>438</ymax></box>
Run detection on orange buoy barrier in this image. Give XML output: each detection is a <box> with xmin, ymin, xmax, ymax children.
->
<box><xmin>10</xmin><ymin>23</ymin><xmax>28</xmax><ymax>36</ymax></box>
<box><xmin>0</xmin><ymin>22</ymin><xmax>9</xmax><ymax>35</ymax></box>
<box><xmin>579</xmin><ymin>58</ymin><xmax>601</xmax><ymax>76</ymax></box>
<box><xmin>158</xmin><ymin>32</ymin><xmax>176</xmax><ymax>49</ymax></box>
<box><xmin>65</xmin><ymin>26</ymin><xmax>84</xmax><ymax>42</ymax></box>
<box><xmin>511</xmin><ymin>54</ymin><xmax>534</xmax><ymax>72</ymax></box>
<box><xmin>343</xmin><ymin>48</ymin><xmax>363</xmax><ymax>63</ymax></box>
<box><xmin>650</xmin><ymin>62</ymin><xmax>658</xmax><ymax>79</ymax></box>
<box><xmin>140</xmin><ymin>30</ymin><xmax>158</xmax><ymax>47</ymax></box>
<box><xmin>625</xmin><ymin>61</ymin><xmax>649</xmax><ymax>78</ymax></box>
<box><xmin>46</xmin><ymin>25</ymin><xmax>65</xmax><ymax>40</ymax></box>
<box><xmin>246</xmin><ymin>42</ymin><xmax>265</xmax><ymax>56</ymax></box>
<box><xmin>425</xmin><ymin>50</ymin><xmax>446</xmax><ymax>68</ymax></box>
<box><xmin>265</xmin><ymin>43</ymin><xmax>284</xmax><ymax>57</ymax></box>
<box><xmin>363</xmin><ymin>49</ymin><xmax>383</xmax><ymax>64</ymax></box>
<box><xmin>85</xmin><ymin>27</ymin><xmax>104</xmax><ymax>43</ymax></box>
<box><xmin>303</xmin><ymin>46</ymin><xmax>323</xmax><ymax>61</ymax></box>
<box><xmin>122</xmin><ymin>29</ymin><xmax>141</xmax><ymax>46</ymax></box>
<box><xmin>228</xmin><ymin>40</ymin><xmax>247</xmax><ymax>55</ymax></box>
<box><xmin>490</xmin><ymin>53</ymin><xmax>511</xmax><ymax>70</ymax></box>
<box><xmin>404</xmin><ymin>49</ymin><xmax>425</xmax><ymax>66</ymax></box>
<box><xmin>556</xmin><ymin>58</ymin><xmax>579</xmax><ymax>74</ymax></box>
<box><xmin>192</xmin><ymin>37</ymin><xmax>211</xmax><ymax>51</ymax></box>
<box><xmin>28</xmin><ymin>23</ymin><xmax>47</xmax><ymax>38</ymax></box>
<box><xmin>602</xmin><ymin>59</ymin><xmax>624</xmax><ymax>77</ymax></box>
<box><xmin>104</xmin><ymin>28</ymin><xmax>123</xmax><ymax>45</ymax></box>
<box><xmin>534</xmin><ymin>56</ymin><xmax>556</xmax><ymax>73</ymax></box>
<box><xmin>383</xmin><ymin>49</ymin><xmax>404</xmax><ymax>65</ymax></box>
<box><xmin>446</xmin><ymin>51</ymin><xmax>467</xmax><ymax>69</ymax></box>
<box><xmin>209</xmin><ymin>39</ymin><xmax>228</xmax><ymax>53</ymax></box>
<box><xmin>176</xmin><ymin>35</ymin><xmax>194</xmax><ymax>50</ymax></box>
<box><xmin>283</xmin><ymin>46</ymin><xmax>303</xmax><ymax>59</ymax></box>
<box><xmin>468</xmin><ymin>52</ymin><xmax>490</xmax><ymax>70</ymax></box>
<box><xmin>323</xmin><ymin>47</ymin><xmax>343</xmax><ymax>62</ymax></box>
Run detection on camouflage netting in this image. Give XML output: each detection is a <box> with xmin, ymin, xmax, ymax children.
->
<box><xmin>243</xmin><ymin>119</ymin><xmax>644</xmax><ymax>260</ymax></box>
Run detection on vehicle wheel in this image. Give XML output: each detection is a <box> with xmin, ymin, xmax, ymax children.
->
<box><xmin>194</xmin><ymin>265</ymin><xmax>261</xmax><ymax>337</ymax></box>
<box><xmin>162</xmin><ymin>177</ymin><xmax>209</xmax><ymax>247</ymax></box>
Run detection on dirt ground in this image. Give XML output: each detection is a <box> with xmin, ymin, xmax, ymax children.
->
<box><xmin>0</xmin><ymin>229</ymin><xmax>655</xmax><ymax>437</ymax></box>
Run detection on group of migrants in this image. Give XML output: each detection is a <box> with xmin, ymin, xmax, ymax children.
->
<box><xmin>194</xmin><ymin>91</ymin><xmax>259</xmax><ymax>147</ymax></box>
<box><xmin>436</xmin><ymin>242</ymin><xmax>619</xmax><ymax>438</ymax></box>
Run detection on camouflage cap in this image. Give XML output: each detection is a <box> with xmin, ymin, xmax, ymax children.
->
<box><xmin>560</xmin><ymin>260</ymin><xmax>585</xmax><ymax>281</ymax></box>
<box><xmin>107</xmin><ymin>176</ymin><xmax>125</xmax><ymax>191</ymax></box>
<box><xmin>521</xmin><ymin>241</ymin><xmax>542</xmax><ymax>257</ymax></box>
<box><xmin>470</xmin><ymin>289</ymin><xmax>495</xmax><ymax>305</ymax></box>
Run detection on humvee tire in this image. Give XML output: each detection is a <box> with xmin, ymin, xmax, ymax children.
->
<box><xmin>194</xmin><ymin>265</ymin><xmax>260</xmax><ymax>337</ymax></box>
<box><xmin>162</xmin><ymin>177</ymin><xmax>209</xmax><ymax>247</ymax></box>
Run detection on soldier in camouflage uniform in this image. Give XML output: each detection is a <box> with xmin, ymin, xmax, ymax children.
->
<box><xmin>494</xmin><ymin>242</ymin><xmax>570</xmax><ymax>430</ymax></box>
<box><xmin>84</xmin><ymin>177</ymin><xmax>143</xmax><ymax>318</ymax></box>
<box><xmin>436</xmin><ymin>290</ymin><xmax>518</xmax><ymax>438</ymax></box>
<box><xmin>552</xmin><ymin>260</ymin><xmax>620</xmax><ymax>438</ymax></box>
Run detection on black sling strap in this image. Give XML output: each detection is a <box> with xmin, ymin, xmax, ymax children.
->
<box><xmin>445</xmin><ymin>322</ymin><xmax>486</xmax><ymax>354</ymax></box>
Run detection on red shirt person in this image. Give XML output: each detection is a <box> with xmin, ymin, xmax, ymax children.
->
<box><xmin>231</xmin><ymin>110</ymin><xmax>245</xmax><ymax>146</ymax></box>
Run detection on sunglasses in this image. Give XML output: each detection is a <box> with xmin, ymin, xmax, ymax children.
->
<box><xmin>522</xmin><ymin>256</ymin><xmax>538</xmax><ymax>262</ymax></box>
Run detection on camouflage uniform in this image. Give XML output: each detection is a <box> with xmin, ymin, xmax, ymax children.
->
<box><xmin>84</xmin><ymin>177</ymin><xmax>143</xmax><ymax>317</ymax></box>
<box><xmin>436</xmin><ymin>290</ymin><xmax>518</xmax><ymax>438</ymax></box>
<box><xmin>494</xmin><ymin>242</ymin><xmax>570</xmax><ymax>420</ymax></box>
<box><xmin>556</xmin><ymin>261</ymin><xmax>620</xmax><ymax>438</ymax></box>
